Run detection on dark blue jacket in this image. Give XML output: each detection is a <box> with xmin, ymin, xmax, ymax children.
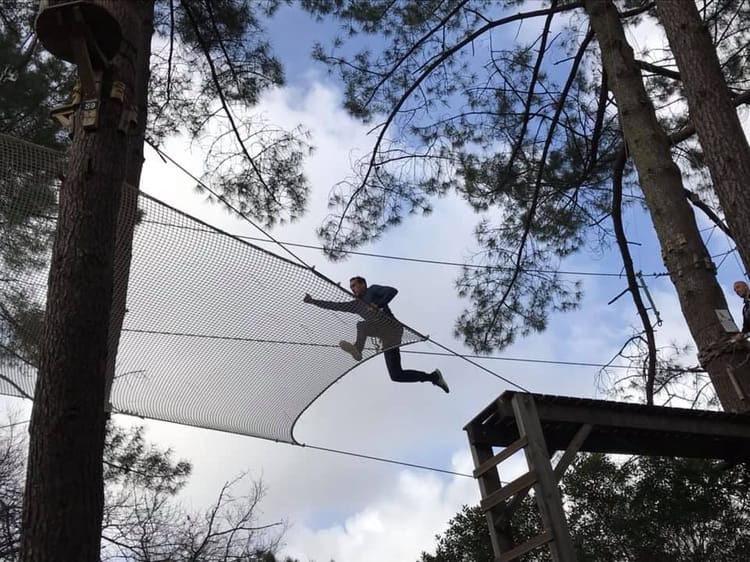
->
<box><xmin>360</xmin><ymin>285</ymin><xmax>398</xmax><ymax>316</ymax></box>
<box><xmin>308</xmin><ymin>284</ymin><xmax>398</xmax><ymax>318</ymax></box>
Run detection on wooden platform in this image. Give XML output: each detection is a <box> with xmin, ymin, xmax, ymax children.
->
<box><xmin>466</xmin><ymin>391</ymin><xmax>750</xmax><ymax>462</ymax></box>
<box><xmin>464</xmin><ymin>391</ymin><xmax>750</xmax><ymax>561</ymax></box>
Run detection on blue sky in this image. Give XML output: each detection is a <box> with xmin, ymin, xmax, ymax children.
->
<box><xmin>137</xmin><ymin>4</ymin><xmax>745</xmax><ymax>560</ymax></box>
<box><xmin>5</xmin><ymin>2</ymin><xmax>749</xmax><ymax>561</ymax></box>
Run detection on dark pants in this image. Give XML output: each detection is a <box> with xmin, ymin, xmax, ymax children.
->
<box><xmin>354</xmin><ymin>318</ymin><xmax>436</xmax><ymax>384</ymax></box>
<box><xmin>383</xmin><ymin>347</ymin><xmax>435</xmax><ymax>383</ymax></box>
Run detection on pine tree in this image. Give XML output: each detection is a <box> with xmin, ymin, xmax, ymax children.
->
<box><xmin>16</xmin><ymin>1</ymin><xmax>311</xmax><ymax>559</ymax></box>
<box><xmin>656</xmin><ymin>0</ymin><xmax>750</xmax><ymax>274</ymax></box>
<box><xmin>420</xmin><ymin>455</ymin><xmax>750</xmax><ymax>561</ymax></box>
<box><xmin>582</xmin><ymin>0</ymin><xmax>750</xmax><ymax>411</ymax></box>
<box><xmin>301</xmin><ymin>0</ymin><xmax>750</xmax><ymax>409</ymax></box>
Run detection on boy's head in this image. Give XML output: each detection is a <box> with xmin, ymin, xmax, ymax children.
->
<box><xmin>350</xmin><ymin>276</ymin><xmax>367</xmax><ymax>297</ymax></box>
<box><xmin>734</xmin><ymin>280</ymin><xmax>749</xmax><ymax>298</ymax></box>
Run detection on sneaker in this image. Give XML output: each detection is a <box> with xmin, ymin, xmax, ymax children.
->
<box><xmin>339</xmin><ymin>340</ymin><xmax>362</xmax><ymax>361</ymax></box>
<box><xmin>432</xmin><ymin>369</ymin><xmax>449</xmax><ymax>393</ymax></box>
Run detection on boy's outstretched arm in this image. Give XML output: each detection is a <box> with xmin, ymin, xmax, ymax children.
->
<box><xmin>303</xmin><ymin>293</ymin><xmax>360</xmax><ymax>313</ymax></box>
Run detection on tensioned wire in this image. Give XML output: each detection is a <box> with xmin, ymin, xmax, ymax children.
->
<box><xmin>145</xmin><ymin>140</ymin><xmax>531</xmax><ymax>393</ymax></box>
<box><xmin>0</xmin><ymin>134</ymin><xmax>703</xmax><ymax>480</ymax></box>
<box><xmin>141</xmin><ymin>216</ymin><xmax>672</xmax><ymax>278</ymax></box>
<box><xmin>0</xmin><ymin>419</ymin><xmax>474</xmax><ymax>479</ymax></box>
<box><xmin>121</xmin><ymin>328</ymin><xmax>704</xmax><ymax>373</ymax></box>
<box><xmin>1</xmin><ymin>134</ymin><xmax>525</xmax><ymax>450</ymax></box>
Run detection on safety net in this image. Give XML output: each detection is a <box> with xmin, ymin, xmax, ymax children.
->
<box><xmin>0</xmin><ymin>134</ymin><xmax>425</xmax><ymax>443</ymax></box>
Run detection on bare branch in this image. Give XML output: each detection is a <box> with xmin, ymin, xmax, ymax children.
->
<box><xmin>611</xmin><ymin>144</ymin><xmax>657</xmax><ymax>404</ymax></box>
<box><xmin>482</xmin><ymin>27</ymin><xmax>595</xmax><ymax>347</ymax></box>
<box><xmin>635</xmin><ymin>59</ymin><xmax>681</xmax><ymax>81</ymax></box>
<box><xmin>180</xmin><ymin>0</ymin><xmax>283</xmax><ymax>211</ymax></box>
<box><xmin>328</xmin><ymin>1</ymin><xmax>585</xmax><ymax>246</ymax></box>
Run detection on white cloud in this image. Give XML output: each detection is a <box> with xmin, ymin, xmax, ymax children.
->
<box><xmin>128</xmin><ymin>72</ymin><xmax>671</xmax><ymax>561</ymax></box>
<box><xmin>280</xmin><ymin>450</ymin><xmax>482</xmax><ymax>562</ymax></box>
<box><xmin>8</xmin><ymin>6</ymin><xmax>750</xmax><ymax>562</ymax></box>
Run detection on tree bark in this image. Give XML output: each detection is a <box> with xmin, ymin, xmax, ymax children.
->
<box><xmin>104</xmin><ymin>2</ymin><xmax>156</xmax><ymax>411</ymax></box>
<box><xmin>21</xmin><ymin>2</ymin><xmax>153</xmax><ymax>560</ymax></box>
<box><xmin>656</xmin><ymin>0</ymin><xmax>750</xmax><ymax>276</ymax></box>
<box><xmin>582</xmin><ymin>0</ymin><xmax>750</xmax><ymax>412</ymax></box>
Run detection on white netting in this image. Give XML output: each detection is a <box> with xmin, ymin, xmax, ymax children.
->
<box><xmin>0</xmin><ymin>134</ymin><xmax>424</xmax><ymax>443</ymax></box>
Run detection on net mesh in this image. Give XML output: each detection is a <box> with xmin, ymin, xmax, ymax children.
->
<box><xmin>0</xmin><ymin>134</ymin><xmax>425</xmax><ymax>443</ymax></box>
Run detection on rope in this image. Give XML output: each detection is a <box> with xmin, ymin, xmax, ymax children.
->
<box><xmin>297</xmin><ymin>442</ymin><xmax>472</xmax><ymax>478</ymax></box>
<box><xmin>146</xmin><ymin>139</ymin><xmax>313</xmax><ymax>270</ymax></box>
<box><xmin>141</xmin><ymin>216</ymin><xmax>671</xmax><ymax>279</ymax></box>
<box><xmin>0</xmin><ymin>418</ymin><xmax>474</xmax><ymax>478</ymax></box>
<box><xmin>146</xmin><ymin>141</ymin><xmax>532</xmax><ymax>393</ymax></box>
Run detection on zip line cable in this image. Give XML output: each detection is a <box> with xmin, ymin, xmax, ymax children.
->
<box><xmin>146</xmin><ymin>140</ymin><xmax>313</xmax><ymax>271</ymax></box>
<box><xmin>0</xmin><ymin>419</ymin><xmax>30</xmax><ymax>430</ymax></box>
<box><xmin>403</xmin><ymin>349</ymin><xmax>704</xmax><ymax>373</ymax></box>
<box><xmin>296</xmin><ymin>443</ymin><xmax>472</xmax><ymax>478</ymax></box>
<box><xmin>424</xmin><ymin>338</ymin><xmax>530</xmax><ymax>391</ymax></box>
<box><xmin>140</xmin><ymin>216</ymin><xmax>672</xmax><ymax>279</ymax></box>
<box><xmin>0</xmin><ymin>418</ymin><xmax>473</xmax><ymax>478</ymax></box>
<box><xmin>15</xmin><ymin>207</ymin><xmax>675</xmax><ymax>280</ymax></box>
<box><xmin>121</xmin><ymin>328</ymin><xmax>703</xmax><ymax>373</ymax></box>
<box><xmin>145</xmin><ymin>141</ymin><xmax>530</xmax><ymax>392</ymax></box>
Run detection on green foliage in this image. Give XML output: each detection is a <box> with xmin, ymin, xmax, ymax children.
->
<box><xmin>0</xmin><ymin>5</ymin><xmax>71</xmax><ymax>365</ymax></box>
<box><xmin>303</xmin><ymin>0</ymin><xmax>750</xmax><ymax>353</ymax></box>
<box><xmin>418</xmin><ymin>505</ymin><xmax>498</xmax><ymax>562</ymax></box>
<box><xmin>420</xmin><ymin>454</ymin><xmax>750</xmax><ymax>562</ymax></box>
<box><xmin>567</xmin><ymin>454</ymin><xmax>750</xmax><ymax>561</ymax></box>
<box><xmin>149</xmin><ymin>0</ymin><xmax>311</xmax><ymax>226</ymax></box>
<box><xmin>104</xmin><ymin>423</ymin><xmax>192</xmax><ymax>495</ymax></box>
<box><xmin>304</xmin><ymin>0</ymin><xmax>620</xmax><ymax>352</ymax></box>
<box><xmin>0</xmin><ymin>418</ymin><xmax>294</xmax><ymax>561</ymax></box>
<box><xmin>0</xmin><ymin>140</ymin><xmax>61</xmax><ymax>367</ymax></box>
<box><xmin>0</xmin><ymin>3</ymin><xmax>74</xmax><ymax>149</ymax></box>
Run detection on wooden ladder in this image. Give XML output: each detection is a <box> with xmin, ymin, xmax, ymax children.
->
<box><xmin>467</xmin><ymin>393</ymin><xmax>591</xmax><ymax>562</ymax></box>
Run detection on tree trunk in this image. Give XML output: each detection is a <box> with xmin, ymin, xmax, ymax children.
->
<box><xmin>582</xmin><ymin>0</ymin><xmax>750</xmax><ymax>412</ymax></box>
<box><xmin>20</xmin><ymin>2</ymin><xmax>153</xmax><ymax>560</ymax></box>
<box><xmin>656</xmin><ymin>0</ymin><xmax>750</xmax><ymax>276</ymax></box>
<box><xmin>104</xmin><ymin>2</ymin><xmax>156</xmax><ymax>411</ymax></box>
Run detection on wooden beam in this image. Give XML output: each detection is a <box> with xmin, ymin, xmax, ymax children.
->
<box><xmin>512</xmin><ymin>394</ymin><xmax>577</xmax><ymax>562</ymax></box>
<box><xmin>480</xmin><ymin>471</ymin><xmax>537</xmax><ymax>512</ymax></box>
<box><xmin>498</xmin><ymin>530</ymin><xmax>554</xmax><ymax>562</ymax></box>
<box><xmin>468</xmin><ymin>431</ymin><xmax>513</xmax><ymax>555</ymax></box>
<box><xmin>504</xmin><ymin>448</ymin><xmax>557</xmax><ymax>519</ymax></box>
<box><xmin>469</xmin><ymin>392</ymin><xmax>750</xmax><ymax>460</ymax></box>
<box><xmin>464</xmin><ymin>396</ymin><xmax>507</xmax><ymax>430</ymax></box>
<box><xmin>532</xmin><ymin>401</ymin><xmax>750</xmax><ymax>439</ymax></box>
<box><xmin>473</xmin><ymin>436</ymin><xmax>528</xmax><ymax>478</ymax></box>
<box><xmin>554</xmin><ymin>424</ymin><xmax>592</xmax><ymax>480</ymax></box>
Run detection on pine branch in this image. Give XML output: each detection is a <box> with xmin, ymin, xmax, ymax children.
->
<box><xmin>482</xmin><ymin>27</ymin><xmax>594</xmax><ymax>348</ymax></box>
<box><xmin>611</xmin><ymin>144</ymin><xmax>657</xmax><ymax>405</ymax></box>
<box><xmin>180</xmin><ymin>0</ymin><xmax>283</xmax><ymax>211</ymax></box>
<box><xmin>329</xmin><ymin>0</ymin><xmax>585</xmax><ymax>246</ymax></box>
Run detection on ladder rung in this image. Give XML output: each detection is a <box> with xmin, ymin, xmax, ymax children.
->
<box><xmin>498</xmin><ymin>529</ymin><xmax>554</xmax><ymax>562</ymax></box>
<box><xmin>480</xmin><ymin>471</ymin><xmax>537</xmax><ymax>512</ymax></box>
<box><xmin>473</xmin><ymin>436</ymin><xmax>528</xmax><ymax>478</ymax></box>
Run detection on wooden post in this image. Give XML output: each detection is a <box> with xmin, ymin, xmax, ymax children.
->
<box><xmin>467</xmin><ymin>425</ymin><xmax>515</xmax><ymax>555</ymax></box>
<box><xmin>512</xmin><ymin>393</ymin><xmax>577</xmax><ymax>562</ymax></box>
